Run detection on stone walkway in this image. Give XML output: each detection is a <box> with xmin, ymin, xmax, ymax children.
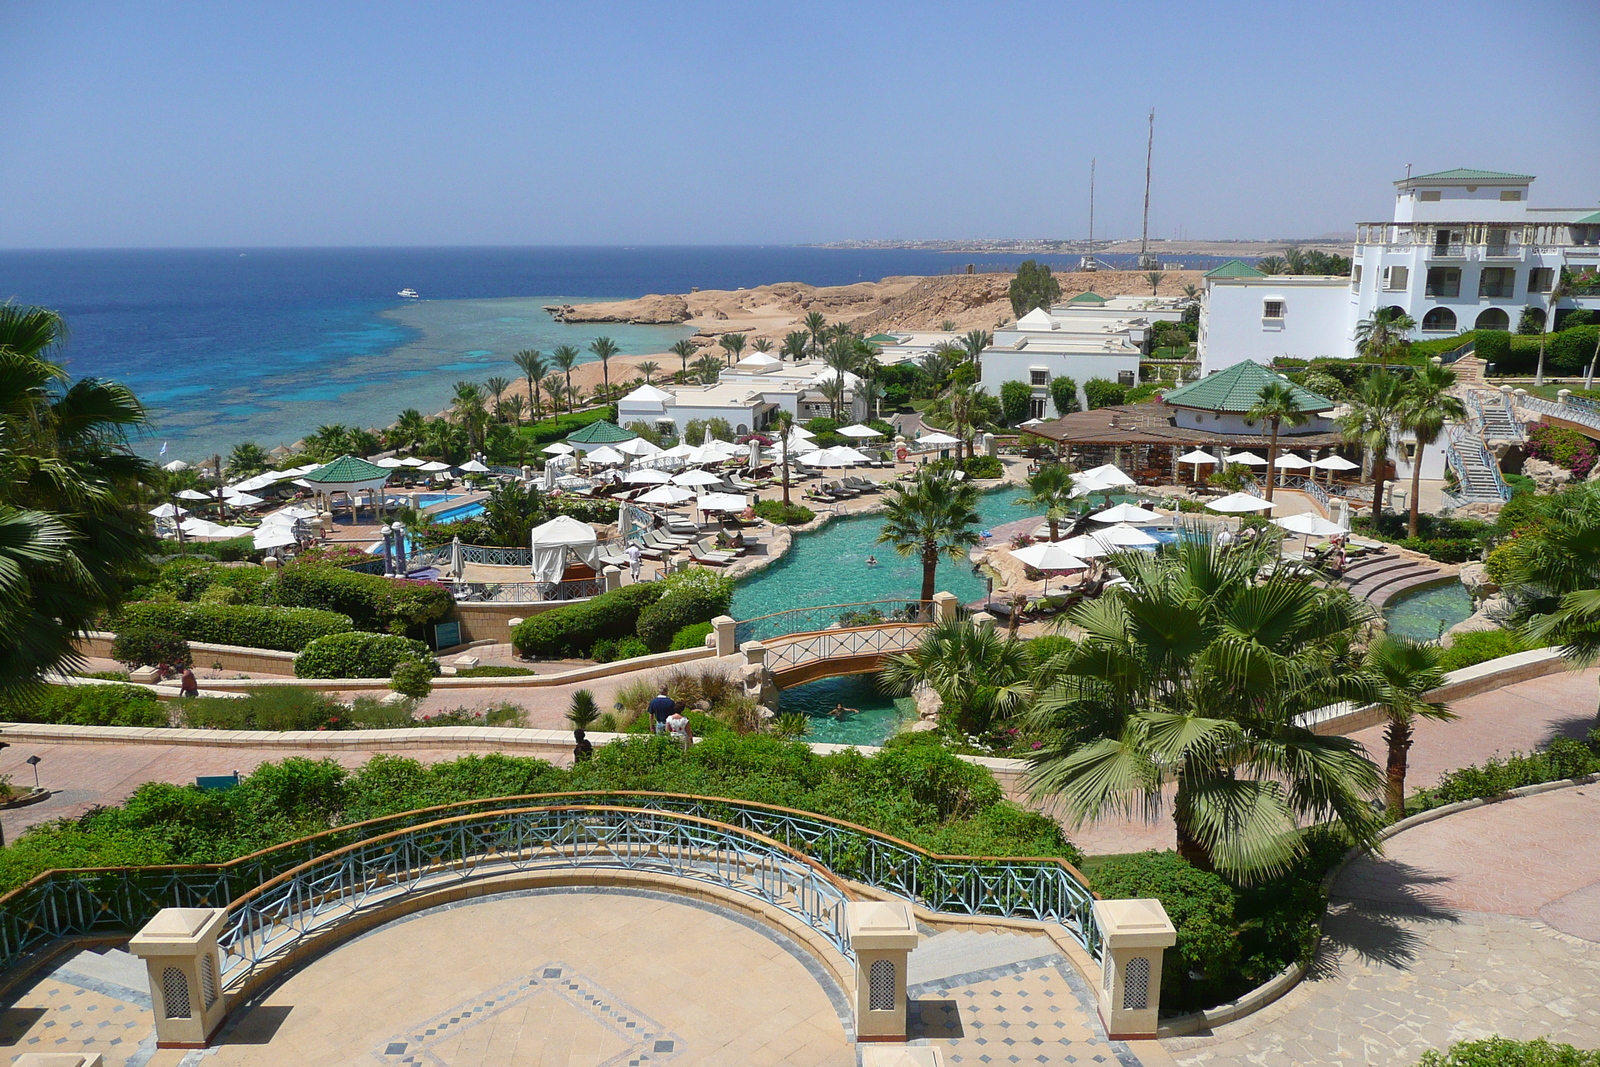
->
<box><xmin>1164</xmin><ymin>784</ymin><xmax>1600</xmax><ymax>1067</ymax></box>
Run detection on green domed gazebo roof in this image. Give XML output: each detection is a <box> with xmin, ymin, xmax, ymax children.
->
<box><xmin>1162</xmin><ymin>361</ymin><xmax>1333</xmax><ymax>414</ymax></box>
<box><xmin>565</xmin><ymin>419</ymin><xmax>636</xmax><ymax>445</ymax></box>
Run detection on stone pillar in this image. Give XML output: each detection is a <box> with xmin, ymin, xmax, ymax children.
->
<box><xmin>603</xmin><ymin>565</ymin><xmax>623</xmax><ymax>592</ymax></box>
<box><xmin>931</xmin><ymin>591</ymin><xmax>959</xmax><ymax>623</ymax></box>
<box><xmin>860</xmin><ymin>1047</ymin><xmax>944</xmax><ymax>1067</ymax></box>
<box><xmin>846</xmin><ymin>900</ymin><xmax>919</xmax><ymax>1041</ymax></box>
<box><xmin>741</xmin><ymin>640</ymin><xmax>767</xmax><ymax>668</ymax></box>
<box><xmin>128</xmin><ymin>908</ymin><xmax>230</xmax><ymax>1049</ymax></box>
<box><xmin>1092</xmin><ymin>898</ymin><xmax>1177</xmax><ymax>1040</ymax></box>
<box><xmin>970</xmin><ymin>611</ymin><xmax>995</xmax><ymax>634</ymax></box>
<box><xmin>14</xmin><ymin>1056</ymin><xmax>104</xmax><ymax>1067</ymax></box>
<box><xmin>712</xmin><ymin>615</ymin><xmax>737</xmax><ymax>657</ymax></box>
<box><xmin>1558</xmin><ymin>388</ymin><xmax>1572</xmax><ymax>406</ymax></box>
<box><xmin>983</xmin><ymin>433</ymin><xmax>998</xmax><ymax>458</ymax></box>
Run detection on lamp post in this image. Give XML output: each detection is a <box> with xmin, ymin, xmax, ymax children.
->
<box><xmin>380</xmin><ymin>523</ymin><xmax>395</xmax><ymax>576</ymax></box>
<box><xmin>392</xmin><ymin>521</ymin><xmax>408</xmax><ymax>576</ymax></box>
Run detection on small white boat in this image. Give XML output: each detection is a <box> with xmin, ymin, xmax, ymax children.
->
<box><xmin>397</xmin><ymin>288</ymin><xmax>419</xmax><ymax>299</ymax></box>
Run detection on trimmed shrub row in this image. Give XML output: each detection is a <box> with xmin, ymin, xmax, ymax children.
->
<box><xmin>635</xmin><ymin>571</ymin><xmax>735</xmax><ymax>652</ymax></box>
<box><xmin>294</xmin><ymin>632</ymin><xmax>439</xmax><ymax>680</ymax></box>
<box><xmin>0</xmin><ymin>684</ymin><xmax>169</xmax><ymax>728</ymax></box>
<box><xmin>273</xmin><ymin>564</ymin><xmax>452</xmax><ymax>636</ymax></box>
<box><xmin>114</xmin><ymin>602</ymin><xmax>353</xmax><ymax>653</ymax></box>
<box><xmin>511</xmin><ymin>583</ymin><xmax>668</xmax><ymax>658</ymax></box>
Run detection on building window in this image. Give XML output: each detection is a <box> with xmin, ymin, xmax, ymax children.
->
<box><xmin>1425</xmin><ymin>267</ymin><xmax>1460</xmax><ymax>298</ymax></box>
<box><xmin>1528</xmin><ymin>268</ymin><xmax>1554</xmax><ymax>293</ymax></box>
<box><xmin>1383</xmin><ymin>265</ymin><xmax>1409</xmax><ymax>291</ymax></box>
<box><xmin>1485</xmin><ymin>228</ymin><xmax>1512</xmax><ymax>255</ymax></box>
<box><xmin>1117</xmin><ymin>370</ymin><xmax>1135</xmax><ymax>386</ymax></box>
<box><xmin>1029</xmin><ymin>369</ymin><xmax>1049</xmax><ymax>386</ymax></box>
<box><xmin>1475</xmin><ymin>308</ymin><xmax>1511</xmax><ymax>330</ymax></box>
<box><xmin>1421</xmin><ymin>307</ymin><xmax>1458</xmax><ymax>332</ymax></box>
<box><xmin>1262</xmin><ymin>300</ymin><xmax>1285</xmax><ymax>319</ymax></box>
<box><xmin>1028</xmin><ymin>396</ymin><xmax>1047</xmax><ymax>419</ymax></box>
<box><xmin>1419</xmin><ymin>190</ymin><xmax>1441</xmax><ymax>202</ymax></box>
<box><xmin>1351</xmin><ymin>265</ymin><xmax>1362</xmax><ymax>288</ymax></box>
<box><xmin>1479</xmin><ymin>268</ymin><xmax>1516</xmax><ymax>299</ymax></box>
<box><xmin>1499</xmin><ymin>189</ymin><xmax>1522</xmax><ymax>201</ymax></box>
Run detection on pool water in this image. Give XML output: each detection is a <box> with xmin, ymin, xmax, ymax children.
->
<box><xmin>432</xmin><ymin>501</ymin><xmax>486</xmax><ymax>522</ymax></box>
<box><xmin>730</xmin><ymin>487</ymin><xmax>1049</xmax><ymax>620</ymax></box>
<box><xmin>1383</xmin><ymin>580</ymin><xmax>1474</xmax><ymax>642</ymax></box>
<box><xmin>777</xmin><ymin>674</ymin><xmax>915</xmax><ymax>746</ymax></box>
<box><xmin>415</xmin><ymin>493</ymin><xmax>462</xmax><ymax>508</ymax></box>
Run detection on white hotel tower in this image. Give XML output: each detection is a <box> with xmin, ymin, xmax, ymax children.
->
<box><xmin>1199</xmin><ymin>168</ymin><xmax>1600</xmax><ymax>372</ymax></box>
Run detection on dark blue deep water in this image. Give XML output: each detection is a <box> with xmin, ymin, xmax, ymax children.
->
<box><xmin>0</xmin><ymin>246</ymin><xmax>1239</xmax><ymax>461</ymax></box>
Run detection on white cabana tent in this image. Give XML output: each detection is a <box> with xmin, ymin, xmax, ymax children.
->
<box><xmin>1207</xmin><ymin>492</ymin><xmax>1277</xmax><ymax>513</ymax></box>
<box><xmin>529</xmin><ymin>516</ymin><xmax>601</xmax><ymax>583</ymax></box>
<box><xmin>1091</xmin><ymin>502</ymin><xmax>1163</xmax><ymax>524</ymax></box>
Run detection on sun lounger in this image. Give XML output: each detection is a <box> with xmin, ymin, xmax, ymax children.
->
<box><xmin>688</xmin><ymin>541</ymin><xmax>735</xmax><ymax>565</ymax></box>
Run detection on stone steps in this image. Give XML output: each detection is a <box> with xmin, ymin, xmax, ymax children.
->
<box><xmin>1368</xmin><ymin>570</ymin><xmax>1455</xmax><ymax>609</ymax></box>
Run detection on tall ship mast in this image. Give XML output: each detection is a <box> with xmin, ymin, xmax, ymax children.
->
<box><xmin>1136</xmin><ymin>108</ymin><xmax>1159</xmax><ymax>270</ymax></box>
<box><xmin>1080</xmin><ymin>158</ymin><xmax>1100</xmax><ymax>271</ymax></box>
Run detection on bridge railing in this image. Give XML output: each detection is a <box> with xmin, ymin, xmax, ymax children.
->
<box><xmin>734</xmin><ymin>600</ymin><xmax>928</xmax><ymax>645</ymax></box>
<box><xmin>763</xmin><ymin>622</ymin><xmax>930</xmax><ymax>674</ymax></box>
<box><xmin>0</xmin><ymin>792</ymin><xmax>1100</xmax><ymax>979</ymax></box>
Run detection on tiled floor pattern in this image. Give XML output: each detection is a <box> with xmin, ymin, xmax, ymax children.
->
<box><xmin>0</xmin><ymin>976</ymin><xmax>156</xmax><ymax>1067</ymax></box>
<box><xmin>906</xmin><ymin>956</ymin><xmax>1139</xmax><ymax>1067</ymax></box>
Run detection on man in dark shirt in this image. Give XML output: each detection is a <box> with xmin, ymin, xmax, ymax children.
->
<box><xmin>572</xmin><ymin>729</ymin><xmax>594</xmax><ymax>763</ymax></box>
<box><xmin>647</xmin><ymin>685</ymin><xmax>677</xmax><ymax>734</ymax></box>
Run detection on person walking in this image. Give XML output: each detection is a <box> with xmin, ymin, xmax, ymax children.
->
<box><xmin>625</xmin><ymin>541</ymin><xmax>643</xmax><ymax>582</ymax></box>
<box><xmin>179</xmin><ymin>667</ymin><xmax>199</xmax><ymax>699</ymax></box>
<box><xmin>647</xmin><ymin>684</ymin><xmax>677</xmax><ymax>735</ymax></box>
<box><xmin>665</xmin><ymin>706</ymin><xmax>693</xmax><ymax>750</ymax></box>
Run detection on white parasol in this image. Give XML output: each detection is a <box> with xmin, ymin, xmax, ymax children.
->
<box><xmin>695</xmin><ymin>492</ymin><xmax>749</xmax><ymax>513</ymax></box>
<box><xmin>672</xmin><ymin>468</ymin><xmax>723</xmax><ymax>487</ymax></box>
<box><xmin>637</xmin><ymin>484</ymin><xmax>696</xmax><ymax>505</ymax></box>
<box><xmin>838</xmin><ymin>424</ymin><xmax>885</xmax><ymax>439</ymax></box>
<box><xmin>624</xmin><ymin>468</ymin><xmax>672</xmax><ymax>485</ymax></box>
<box><xmin>1222</xmin><ymin>451</ymin><xmax>1268</xmax><ymax>466</ymax></box>
<box><xmin>1207</xmin><ymin>492</ymin><xmax>1278</xmax><ymax>513</ymax></box>
<box><xmin>1091</xmin><ymin>502</ymin><xmax>1163</xmax><ymax>524</ymax></box>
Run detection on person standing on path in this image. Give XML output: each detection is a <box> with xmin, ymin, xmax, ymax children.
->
<box><xmin>625</xmin><ymin>542</ymin><xmax>643</xmax><ymax>581</ymax></box>
<box><xmin>665</xmin><ymin>707</ymin><xmax>693</xmax><ymax>750</ymax></box>
<box><xmin>647</xmin><ymin>685</ymin><xmax>677</xmax><ymax>735</ymax></box>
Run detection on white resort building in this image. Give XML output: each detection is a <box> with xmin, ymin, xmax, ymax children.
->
<box><xmin>1198</xmin><ymin>168</ymin><xmax>1600</xmax><ymax>374</ymax></box>
<box><xmin>615</xmin><ymin>357</ymin><xmax>866</xmax><ymax>438</ymax></box>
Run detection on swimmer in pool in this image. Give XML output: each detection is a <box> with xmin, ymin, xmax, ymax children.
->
<box><xmin>830</xmin><ymin>703</ymin><xmax>859</xmax><ymax>718</ymax></box>
<box><xmin>866</xmin><ymin>555</ymin><xmax>878</xmax><ymax>567</ymax></box>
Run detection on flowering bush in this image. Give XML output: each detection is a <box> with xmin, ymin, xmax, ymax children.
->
<box><xmin>1526</xmin><ymin>422</ymin><xmax>1597</xmax><ymax>478</ymax></box>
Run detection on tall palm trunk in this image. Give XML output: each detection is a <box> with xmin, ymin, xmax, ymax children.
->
<box><xmin>921</xmin><ymin>541</ymin><xmax>939</xmax><ymax>610</ymax></box>
<box><xmin>1384</xmin><ymin>714</ymin><xmax>1412</xmax><ymax>820</ymax></box>
<box><xmin>1408</xmin><ymin>442</ymin><xmax>1425</xmax><ymax>539</ymax></box>
<box><xmin>1172</xmin><ymin>775</ymin><xmax>1213</xmax><ymax>871</ymax></box>
<box><xmin>1264</xmin><ymin>417</ymin><xmax>1281</xmax><ymax>501</ymax></box>
<box><xmin>780</xmin><ymin>437</ymin><xmax>791</xmax><ymax>507</ymax></box>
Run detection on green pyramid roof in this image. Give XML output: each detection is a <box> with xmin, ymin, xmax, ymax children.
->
<box><xmin>1402</xmin><ymin>168</ymin><xmax>1533</xmax><ymax>184</ymax></box>
<box><xmin>1162</xmin><ymin>361</ymin><xmax>1334</xmax><ymax>414</ymax></box>
<box><xmin>1204</xmin><ymin>260</ymin><xmax>1266</xmax><ymax>279</ymax></box>
<box><xmin>565</xmin><ymin>419</ymin><xmax>636</xmax><ymax>445</ymax></box>
<box><xmin>865</xmin><ymin>333</ymin><xmax>901</xmax><ymax>345</ymax></box>
<box><xmin>1067</xmin><ymin>291</ymin><xmax>1108</xmax><ymax>305</ymax></box>
<box><xmin>303</xmin><ymin>455</ymin><xmax>390</xmax><ymax>484</ymax></box>
<box><xmin>1574</xmin><ymin>211</ymin><xmax>1600</xmax><ymax>225</ymax></box>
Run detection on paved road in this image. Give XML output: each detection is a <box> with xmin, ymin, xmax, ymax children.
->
<box><xmin>1165</xmin><ymin>784</ymin><xmax>1600</xmax><ymax>1067</ymax></box>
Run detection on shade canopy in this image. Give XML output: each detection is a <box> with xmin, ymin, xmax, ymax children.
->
<box><xmin>1272</xmin><ymin>453</ymin><xmax>1313</xmax><ymax>470</ymax></box>
<box><xmin>1311</xmin><ymin>454</ymin><xmax>1361</xmax><ymax>471</ymax></box>
<box><xmin>261</xmin><ymin>505</ymin><xmax>318</xmax><ymax>525</ymax></box>
<box><xmin>916</xmin><ymin>432</ymin><xmax>960</xmax><ymax>447</ymax></box>
<box><xmin>660</xmin><ymin>442</ymin><xmax>697</xmax><ymax>458</ymax></box>
<box><xmin>373</xmin><ymin>456</ymin><xmax>407</xmax><ymax>468</ymax></box>
<box><xmin>585</xmin><ymin>446</ymin><xmax>628</xmax><ymax>466</ymax></box>
<box><xmin>1056</xmin><ymin>533</ymin><xmax>1113</xmax><ymax>558</ymax></box>
<box><xmin>1274</xmin><ymin>513</ymin><xmax>1348</xmax><ymax>537</ymax></box>
<box><xmin>809</xmin><ymin>445</ymin><xmax>870</xmax><ymax>466</ymax></box>
<box><xmin>229</xmin><ymin>472</ymin><xmax>285</xmax><ymax>492</ymax></box>
<box><xmin>174</xmin><ymin>489</ymin><xmax>212</xmax><ymax>501</ymax></box>
<box><xmin>696</xmin><ymin>492</ymin><xmax>749</xmax><ymax>513</ymax></box>
<box><xmin>1010</xmin><ymin>542</ymin><xmax>1088</xmax><ymax>571</ymax></box>
<box><xmin>542</xmin><ymin>442</ymin><xmax>576</xmax><ymax>455</ymax></box>
<box><xmin>301</xmin><ymin>455</ymin><xmax>391</xmax><ymax>497</ymax></box>
<box><xmin>252</xmin><ymin>526</ymin><xmax>299</xmax><ymax>550</ymax></box>
<box><xmin>789</xmin><ymin>425</ymin><xmax>816</xmax><ymax>440</ymax></box>
<box><xmin>1179</xmin><ymin>449</ymin><xmax>1224</xmax><ymax>465</ymax></box>
<box><xmin>838</xmin><ymin>424</ymin><xmax>884</xmax><ymax>439</ymax></box>
<box><xmin>672</xmin><ymin>469</ymin><xmax>723</xmax><ymax>486</ymax></box>
<box><xmin>161</xmin><ymin>459</ymin><xmax>190</xmax><ymax>472</ymax></box>
<box><xmin>1222</xmin><ymin>451</ymin><xmax>1268</xmax><ymax>466</ymax></box>
<box><xmin>458</xmin><ymin>459</ymin><xmax>490</xmax><ymax>473</ymax></box>
<box><xmin>528</xmin><ymin>515</ymin><xmax>601</xmax><ymax>582</ymax></box>
<box><xmin>1091</xmin><ymin>502</ymin><xmax>1163</xmax><ymax>524</ymax></box>
<box><xmin>734</xmin><ymin>352</ymin><xmax>782</xmax><ymax>369</ymax></box>
<box><xmin>637</xmin><ymin>484</ymin><xmax>695</xmax><ymax>505</ymax></box>
<box><xmin>1078</xmin><ymin>463</ymin><xmax>1135</xmax><ymax>487</ymax></box>
<box><xmin>624</xmin><ymin>468</ymin><xmax>672</xmax><ymax>485</ymax></box>
<box><xmin>1207</xmin><ymin>492</ymin><xmax>1278</xmax><ymax>513</ymax></box>
<box><xmin>149</xmin><ymin>503</ymin><xmax>189</xmax><ymax>518</ymax></box>
<box><xmin>615</xmin><ymin>437</ymin><xmax>663</xmax><ymax>457</ymax></box>
<box><xmin>1095</xmin><ymin>523</ymin><xmax>1161</xmax><ymax>547</ymax></box>
<box><xmin>1070</xmin><ymin>475</ymin><xmax>1122</xmax><ymax>498</ymax></box>
<box><xmin>398</xmin><ymin>457</ymin><xmax>427</xmax><ymax>467</ymax></box>
<box><xmin>222</xmin><ymin>490</ymin><xmax>265</xmax><ymax>507</ymax></box>
<box><xmin>417</xmin><ymin>460</ymin><xmax>452</xmax><ymax>473</ymax></box>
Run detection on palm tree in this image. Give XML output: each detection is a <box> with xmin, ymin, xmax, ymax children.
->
<box><xmin>1181</xmin><ymin>283</ymin><xmax>1200</xmax><ymax>299</ymax></box>
<box><xmin>0</xmin><ymin>305</ymin><xmax>157</xmax><ymax>691</ymax></box>
<box><xmin>718</xmin><ymin>332</ymin><xmax>747</xmax><ymax>368</ymax></box>
<box><xmin>1357</xmin><ymin>635</ymin><xmax>1453</xmax><ymax>820</ymax></box>
<box><xmin>1255</xmin><ymin>256</ymin><xmax>1286</xmax><ymax>276</ymax></box>
<box><xmin>670</xmin><ymin>339</ymin><xmax>697</xmax><ymax>379</ymax></box>
<box><xmin>1144</xmin><ymin>270</ymin><xmax>1165</xmax><ymax>294</ymax></box>
<box><xmin>804</xmin><ymin>311</ymin><xmax>828</xmax><ymax>357</ymax></box>
<box><xmin>877</xmin><ymin>470</ymin><xmax>982</xmax><ymax>607</ymax></box>
<box><xmin>1025</xmin><ymin>536</ymin><xmax>1382</xmax><ymax>875</ymax></box>
<box><xmin>781</xmin><ymin>331</ymin><xmax>809</xmax><ymax>363</ymax></box>
<box><xmin>1015</xmin><ymin>463</ymin><xmax>1077</xmax><ymax>541</ymax></box>
<box><xmin>1534</xmin><ymin>270</ymin><xmax>1573</xmax><ymax>388</ymax></box>
<box><xmin>693</xmin><ymin>354</ymin><xmax>723</xmax><ymax>385</ymax></box>
<box><xmin>751</xmin><ymin>337</ymin><xmax>773</xmax><ymax>353</ymax></box>
<box><xmin>880</xmin><ymin>619</ymin><xmax>1032</xmax><ymax>735</ymax></box>
<box><xmin>226</xmin><ymin>442</ymin><xmax>269</xmax><ymax>477</ymax></box>
<box><xmin>499</xmin><ymin>395</ymin><xmax>526</xmax><ymax>426</ymax></box>
<box><xmin>1354</xmin><ymin>307</ymin><xmax>1416</xmax><ymax>371</ymax></box>
<box><xmin>513</xmin><ymin>350</ymin><xmax>548</xmax><ymax>418</ymax></box>
<box><xmin>823</xmin><ymin>333</ymin><xmax>859</xmax><ymax>421</ymax></box>
<box><xmin>1505</xmin><ymin>483</ymin><xmax>1600</xmax><ymax>722</ymax></box>
<box><xmin>1338</xmin><ymin>371</ymin><xmax>1407</xmax><ymax>521</ymax></box>
<box><xmin>1282</xmin><ymin>246</ymin><xmax>1309</xmax><ymax>274</ymax></box>
<box><xmin>927</xmin><ymin>380</ymin><xmax>985</xmax><ymax>462</ymax></box>
<box><xmin>1398</xmin><ymin>363</ymin><xmax>1467</xmax><ymax>537</ymax></box>
<box><xmin>484</xmin><ymin>376</ymin><xmax>511</xmax><ymax>420</ymax></box>
<box><xmin>387</xmin><ymin>408</ymin><xmax>428</xmax><ymax>453</ymax></box>
<box><xmin>1247</xmin><ymin>381</ymin><xmax>1309</xmax><ymax>502</ymax></box>
<box><xmin>541</xmin><ymin>375</ymin><xmax>568</xmax><ymax>417</ymax></box>
<box><xmin>552</xmin><ymin>346</ymin><xmax>580</xmax><ymax>413</ymax></box>
<box><xmin>636</xmin><ymin>360</ymin><xmax>660</xmax><ymax>384</ymax></box>
<box><xmin>772</xmin><ymin>409</ymin><xmax>795</xmax><ymax>507</ymax></box>
<box><xmin>451</xmin><ymin>381</ymin><xmax>488</xmax><ymax>453</ymax></box>
<box><xmin>589</xmin><ymin>337</ymin><xmax>620</xmax><ymax>398</ymax></box>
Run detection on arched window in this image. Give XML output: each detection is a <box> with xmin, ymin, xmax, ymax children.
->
<box><xmin>1421</xmin><ymin>308</ymin><xmax>1457</xmax><ymax>332</ymax></box>
<box><xmin>1475</xmin><ymin>308</ymin><xmax>1510</xmax><ymax>330</ymax></box>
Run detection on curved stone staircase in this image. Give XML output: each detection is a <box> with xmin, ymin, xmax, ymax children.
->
<box><xmin>1340</xmin><ymin>550</ymin><xmax>1454</xmax><ymax>608</ymax></box>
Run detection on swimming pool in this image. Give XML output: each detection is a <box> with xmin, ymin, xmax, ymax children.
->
<box><xmin>778</xmin><ymin>674</ymin><xmax>915</xmax><ymax>746</ymax></box>
<box><xmin>1383</xmin><ymin>580</ymin><xmax>1474</xmax><ymax>642</ymax></box>
<box><xmin>431</xmin><ymin>500</ymin><xmax>486</xmax><ymax>523</ymax></box>
<box><xmin>415</xmin><ymin>493</ymin><xmax>461</xmax><ymax>508</ymax></box>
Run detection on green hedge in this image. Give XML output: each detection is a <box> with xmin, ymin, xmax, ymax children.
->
<box><xmin>294</xmin><ymin>632</ymin><xmax>439</xmax><ymax>679</ymax></box>
<box><xmin>635</xmin><ymin>570</ymin><xmax>735</xmax><ymax>652</ymax></box>
<box><xmin>1408</xmin><ymin>733</ymin><xmax>1600</xmax><ymax>814</ymax></box>
<box><xmin>1416</xmin><ymin>1037</ymin><xmax>1600</xmax><ymax>1067</ymax></box>
<box><xmin>273</xmin><ymin>564</ymin><xmax>452</xmax><ymax>635</ymax></box>
<box><xmin>511</xmin><ymin>583</ymin><xmax>667</xmax><ymax>658</ymax></box>
<box><xmin>110</xmin><ymin>628</ymin><xmax>191</xmax><ymax>670</ymax></box>
<box><xmin>1437</xmin><ymin>629</ymin><xmax>1528</xmax><ymax>672</ymax></box>
<box><xmin>1092</xmin><ymin>851</ymin><xmax>1240</xmax><ymax>1006</ymax></box>
<box><xmin>670</xmin><ymin>622</ymin><xmax>713</xmax><ymax>651</ymax></box>
<box><xmin>114</xmin><ymin>602</ymin><xmax>353</xmax><ymax>653</ymax></box>
<box><xmin>752</xmin><ymin>500</ymin><xmax>815</xmax><ymax>525</ymax></box>
<box><xmin>0</xmin><ymin>684</ymin><xmax>169</xmax><ymax>728</ymax></box>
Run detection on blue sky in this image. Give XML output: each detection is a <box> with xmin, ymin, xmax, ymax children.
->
<box><xmin>3</xmin><ymin>0</ymin><xmax>1596</xmax><ymax>248</ymax></box>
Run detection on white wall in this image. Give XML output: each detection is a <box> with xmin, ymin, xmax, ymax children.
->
<box><xmin>978</xmin><ymin>348</ymin><xmax>1143</xmax><ymax>413</ymax></box>
<box><xmin>1199</xmin><ymin>279</ymin><xmax>1353</xmax><ymax>373</ymax></box>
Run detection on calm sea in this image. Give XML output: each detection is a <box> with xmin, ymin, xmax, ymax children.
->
<box><xmin>0</xmin><ymin>246</ymin><xmax>1236</xmax><ymax>461</ymax></box>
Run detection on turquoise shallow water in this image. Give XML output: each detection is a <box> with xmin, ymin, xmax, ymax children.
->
<box><xmin>1383</xmin><ymin>580</ymin><xmax>1473</xmax><ymax>642</ymax></box>
<box><xmin>776</xmin><ymin>675</ymin><xmax>914</xmax><ymax>746</ymax></box>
